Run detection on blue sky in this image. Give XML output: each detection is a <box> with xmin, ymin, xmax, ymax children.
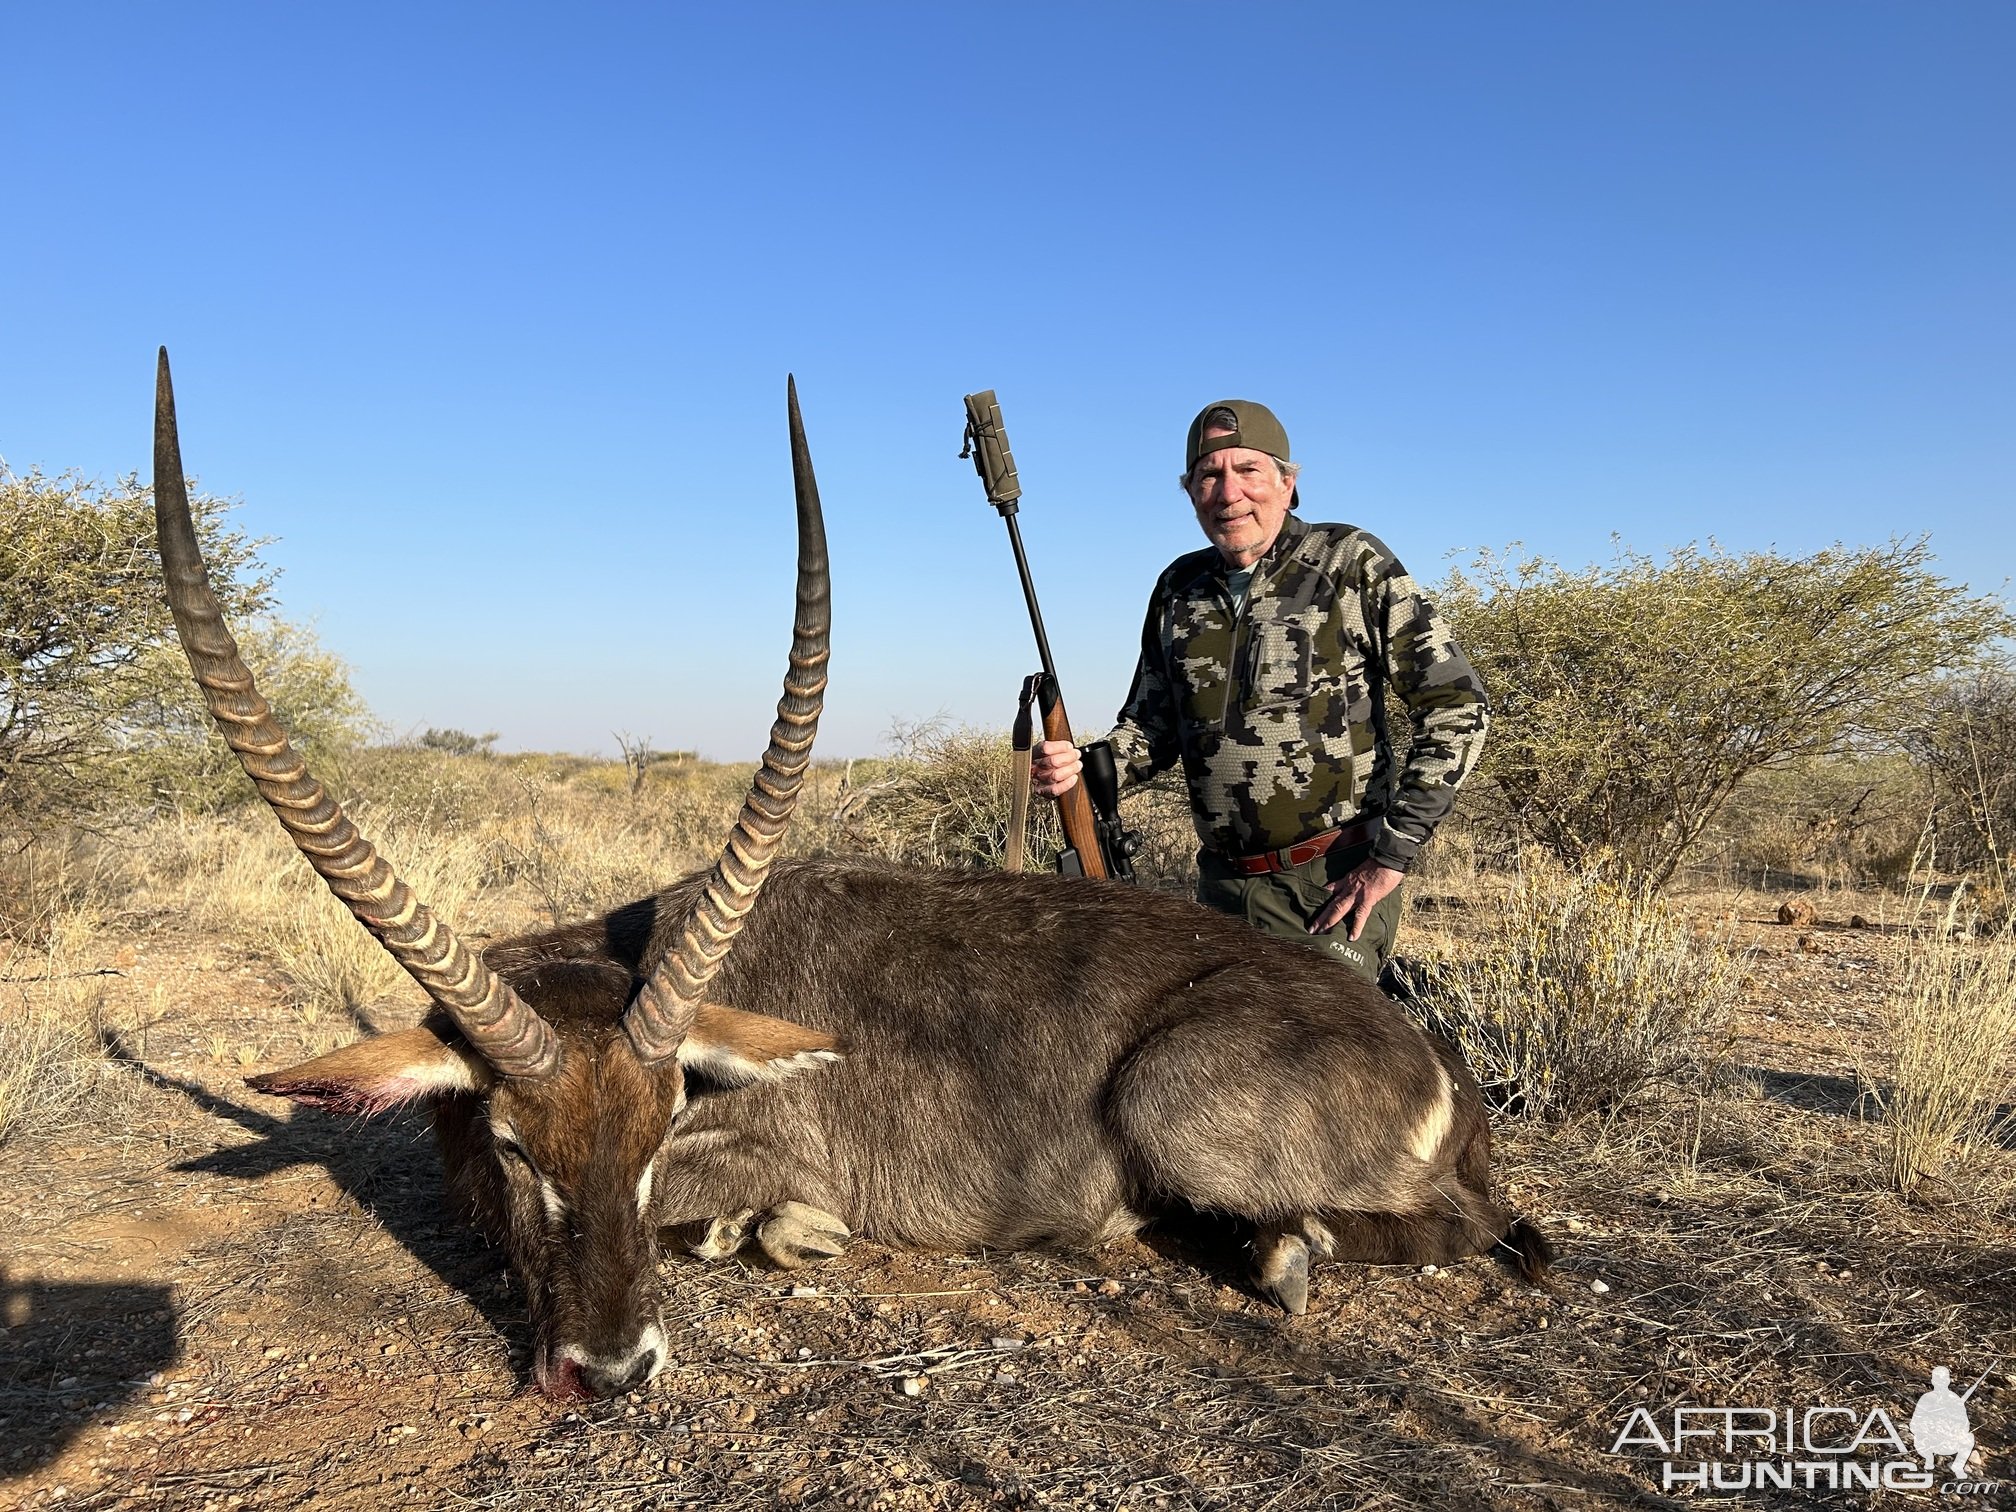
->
<box><xmin>5</xmin><ymin>3</ymin><xmax>2010</xmax><ymax>758</ymax></box>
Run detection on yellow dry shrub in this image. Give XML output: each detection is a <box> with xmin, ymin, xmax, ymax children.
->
<box><xmin>0</xmin><ymin>907</ymin><xmax>133</xmax><ymax>1145</ymax></box>
<box><xmin>140</xmin><ymin>808</ymin><xmax>494</xmax><ymax>1022</ymax></box>
<box><xmin>1877</xmin><ymin>931</ymin><xmax>2016</xmax><ymax>1200</ymax></box>
<box><xmin>1409</xmin><ymin>861</ymin><xmax>1743</xmax><ymax>1118</ymax></box>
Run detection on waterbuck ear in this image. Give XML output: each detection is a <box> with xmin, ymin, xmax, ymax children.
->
<box><xmin>677</xmin><ymin>1004</ymin><xmax>842</xmax><ymax>1088</ymax></box>
<box><xmin>247</xmin><ymin>1026</ymin><xmax>495</xmax><ymax>1115</ymax></box>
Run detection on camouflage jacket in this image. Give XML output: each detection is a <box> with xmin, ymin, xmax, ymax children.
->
<box><xmin>1101</xmin><ymin>514</ymin><xmax>1489</xmax><ymax>872</ymax></box>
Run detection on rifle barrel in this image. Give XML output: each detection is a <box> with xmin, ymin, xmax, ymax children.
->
<box><xmin>1002</xmin><ymin>513</ymin><xmax>1059</xmax><ymax>688</ymax></box>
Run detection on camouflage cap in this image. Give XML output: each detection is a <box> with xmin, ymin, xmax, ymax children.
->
<box><xmin>1186</xmin><ymin>399</ymin><xmax>1291</xmax><ymax>471</ymax></box>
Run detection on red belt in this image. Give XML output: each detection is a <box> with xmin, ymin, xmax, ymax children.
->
<box><xmin>1223</xmin><ymin>819</ymin><xmax>1378</xmax><ymax>876</ymax></box>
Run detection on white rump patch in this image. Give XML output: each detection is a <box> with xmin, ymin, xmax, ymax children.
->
<box><xmin>1409</xmin><ymin>1075</ymin><xmax>1456</xmax><ymax>1164</ymax></box>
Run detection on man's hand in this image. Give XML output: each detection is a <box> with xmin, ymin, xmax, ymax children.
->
<box><xmin>1030</xmin><ymin>738</ymin><xmax>1083</xmax><ymax>798</ymax></box>
<box><xmin>1310</xmin><ymin>859</ymin><xmax>1405</xmax><ymax>940</ymax></box>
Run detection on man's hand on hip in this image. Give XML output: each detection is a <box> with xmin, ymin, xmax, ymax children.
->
<box><xmin>1311</xmin><ymin>859</ymin><xmax>1405</xmax><ymax>940</ymax></box>
<box><xmin>1031</xmin><ymin>739</ymin><xmax>1083</xmax><ymax>798</ymax></box>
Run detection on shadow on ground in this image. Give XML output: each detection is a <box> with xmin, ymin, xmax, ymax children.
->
<box><xmin>0</xmin><ymin>1268</ymin><xmax>179</xmax><ymax>1481</ymax></box>
<box><xmin>99</xmin><ymin>1027</ymin><xmax>526</xmax><ymax>1371</ymax></box>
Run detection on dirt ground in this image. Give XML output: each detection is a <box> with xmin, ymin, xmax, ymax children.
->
<box><xmin>3</xmin><ymin>886</ymin><xmax>2012</xmax><ymax>1511</ymax></box>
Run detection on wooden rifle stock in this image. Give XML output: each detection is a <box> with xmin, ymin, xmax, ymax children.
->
<box><xmin>1035</xmin><ymin>677</ymin><xmax>1108</xmax><ymax>880</ymax></box>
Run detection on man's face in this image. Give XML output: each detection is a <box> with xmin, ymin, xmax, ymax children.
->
<box><xmin>1186</xmin><ymin>438</ymin><xmax>1295</xmax><ymax>567</ymax></box>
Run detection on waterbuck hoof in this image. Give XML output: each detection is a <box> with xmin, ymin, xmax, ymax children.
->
<box><xmin>1255</xmin><ymin>1233</ymin><xmax>1311</xmax><ymax>1316</ymax></box>
<box><xmin>691</xmin><ymin>1209</ymin><xmax>757</xmax><ymax>1261</ymax></box>
<box><xmin>758</xmin><ymin>1202</ymin><xmax>850</xmax><ymax>1269</ymax></box>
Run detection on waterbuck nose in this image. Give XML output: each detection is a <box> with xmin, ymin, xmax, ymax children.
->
<box><xmin>581</xmin><ymin>1346</ymin><xmax>660</xmax><ymax>1398</ymax></box>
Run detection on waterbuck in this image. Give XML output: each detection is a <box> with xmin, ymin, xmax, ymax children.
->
<box><xmin>153</xmin><ymin>350</ymin><xmax>1549</xmax><ymax>1403</ymax></box>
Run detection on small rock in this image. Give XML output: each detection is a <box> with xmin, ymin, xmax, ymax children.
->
<box><xmin>1565</xmin><ymin>1218</ymin><xmax>1587</xmax><ymax>1232</ymax></box>
<box><xmin>1590</xmin><ymin>1279</ymin><xmax>1612</xmax><ymax>1294</ymax></box>
<box><xmin>1419</xmin><ymin>1264</ymin><xmax>1439</xmax><ymax>1277</ymax></box>
<box><xmin>789</xmin><ymin>1285</ymin><xmax>820</xmax><ymax>1299</ymax></box>
<box><xmin>1097</xmin><ymin>1279</ymin><xmax>1123</xmax><ymax>1296</ymax></box>
<box><xmin>261</xmin><ymin>1347</ymin><xmax>284</xmax><ymax>1361</ymax></box>
<box><xmin>900</xmin><ymin>1376</ymin><xmax>927</xmax><ymax>1397</ymax></box>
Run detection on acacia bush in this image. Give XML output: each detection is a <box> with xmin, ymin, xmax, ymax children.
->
<box><xmin>114</xmin><ymin>618</ymin><xmax>375</xmax><ymax>811</ymax></box>
<box><xmin>0</xmin><ymin>466</ymin><xmax>375</xmax><ymax>830</ymax></box>
<box><xmin>1714</xmin><ymin>751</ymin><xmax>1924</xmax><ymax>888</ymax></box>
<box><xmin>417</xmin><ymin>727</ymin><xmax>499</xmax><ymax>757</ymax></box>
<box><xmin>1441</xmin><ymin>538</ymin><xmax>2009</xmax><ymax>887</ymax></box>
<box><xmin>0</xmin><ymin>466</ymin><xmax>268</xmax><ymax>837</ymax></box>
<box><xmin>1907</xmin><ymin>671</ymin><xmax>2016</xmax><ymax>925</ymax></box>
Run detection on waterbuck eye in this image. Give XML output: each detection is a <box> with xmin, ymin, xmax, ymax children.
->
<box><xmin>496</xmin><ymin>1138</ymin><xmax>530</xmax><ymax>1167</ymax></box>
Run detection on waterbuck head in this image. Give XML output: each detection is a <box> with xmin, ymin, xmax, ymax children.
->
<box><xmin>152</xmin><ymin>350</ymin><xmax>832</xmax><ymax>1399</ymax></box>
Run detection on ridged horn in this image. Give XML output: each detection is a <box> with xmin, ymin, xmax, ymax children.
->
<box><xmin>624</xmin><ymin>376</ymin><xmax>830</xmax><ymax>1065</ymax></box>
<box><xmin>153</xmin><ymin>348</ymin><xmax>559</xmax><ymax>1080</ymax></box>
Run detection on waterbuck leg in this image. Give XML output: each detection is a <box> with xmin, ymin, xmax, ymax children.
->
<box><xmin>1319</xmin><ymin>1181</ymin><xmax>1527</xmax><ymax>1272</ymax></box>
<box><xmin>756</xmin><ymin>1201</ymin><xmax>850</xmax><ymax>1269</ymax></box>
<box><xmin>690</xmin><ymin>1209</ymin><xmax>758</xmax><ymax>1261</ymax></box>
<box><xmin>1253</xmin><ymin>1215</ymin><xmax>1338</xmax><ymax>1315</ymax></box>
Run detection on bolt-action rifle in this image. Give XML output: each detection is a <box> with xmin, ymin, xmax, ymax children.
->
<box><xmin>961</xmin><ymin>390</ymin><xmax>1140</xmax><ymax>882</ymax></box>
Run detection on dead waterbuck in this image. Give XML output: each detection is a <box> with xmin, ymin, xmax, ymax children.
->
<box><xmin>154</xmin><ymin>351</ymin><xmax>1549</xmax><ymax>1403</ymax></box>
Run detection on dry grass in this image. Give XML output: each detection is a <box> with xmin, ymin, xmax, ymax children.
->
<box><xmin>830</xmin><ymin>721</ymin><xmax>1204</xmax><ymax>892</ymax></box>
<box><xmin>484</xmin><ymin>764</ymin><xmax>753</xmax><ymax>926</ymax></box>
<box><xmin>1875</xmin><ymin>928</ymin><xmax>2016</xmax><ymax>1202</ymax></box>
<box><xmin>116</xmin><ymin>753</ymin><xmax>845</xmax><ymax>1023</ymax></box>
<box><xmin>129</xmin><ymin>806</ymin><xmax>496</xmax><ymax>1025</ymax></box>
<box><xmin>0</xmin><ymin>905</ymin><xmax>135</xmax><ymax>1146</ymax></box>
<box><xmin>1403</xmin><ymin>860</ymin><xmax>1746</xmax><ymax>1119</ymax></box>
<box><xmin>831</xmin><ymin>720</ymin><xmax>1061</xmax><ymax>871</ymax></box>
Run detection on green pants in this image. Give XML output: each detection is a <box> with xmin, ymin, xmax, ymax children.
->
<box><xmin>1194</xmin><ymin>842</ymin><xmax>1403</xmax><ymax>985</ymax></box>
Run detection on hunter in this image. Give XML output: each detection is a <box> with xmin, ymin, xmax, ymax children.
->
<box><xmin>1032</xmin><ymin>400</ymin><xmax>1489</xmax><ymax>982</ymax></box>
